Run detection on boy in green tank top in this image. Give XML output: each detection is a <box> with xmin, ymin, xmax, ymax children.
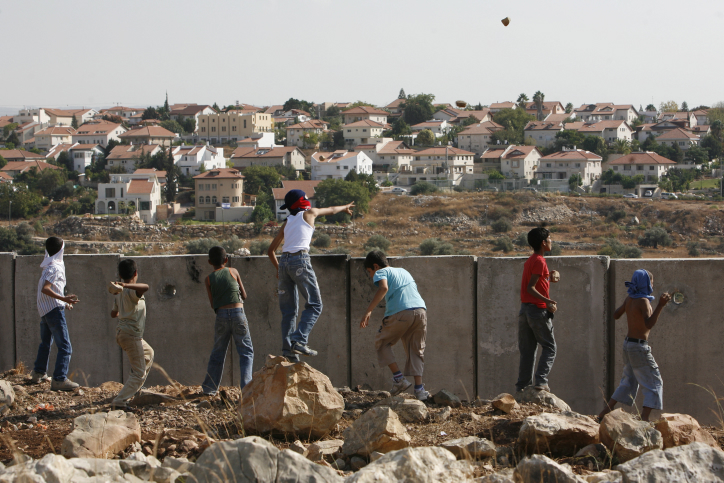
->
<box><xmin>201</xmin><ymin>246</ymin><xmax>254</xmax><ymax>394</ymax></box>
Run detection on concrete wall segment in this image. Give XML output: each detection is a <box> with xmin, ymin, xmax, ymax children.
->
<box><xmin>0</xmin><ymin>253</ymin><xmax>15</xmax><ymax>372</ymax></box>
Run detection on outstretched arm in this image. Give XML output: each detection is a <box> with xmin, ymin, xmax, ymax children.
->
<box><xmin>309</xmin><ymin>202</ymin><xmax>355</xmax><ymax>219</ymax></box>
<box><xmin>117</xmin><ymin>282</ymin><xmax>149</xmax><ymax>298</ymax></box>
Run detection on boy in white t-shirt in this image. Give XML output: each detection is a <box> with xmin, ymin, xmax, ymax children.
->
<box><xmin>268</xmin><ymin>189</ymin><xmax>353</xmax><ymax>361</ymax></box>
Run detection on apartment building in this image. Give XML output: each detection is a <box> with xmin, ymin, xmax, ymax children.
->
<box><xmin>311</xmin><ymin>151</ymin><xmax>373</xmax><ymax>180</ymax></box>
<box><xmin>96</xmin><ymin>172</ymin><xmax>163</xmax><ymax>224</ymax></box>
<box><xmin>537</xmin><ymin>149</ymin><xmax>603</xmax><ymax>186</ymax></box>
<box><xmin>197</xmin><ymin>111</ymin><xmax>273</xmax><ymax>143</ymax></box>
<box><xmin>193</xmin><ymin>168</ymin><xmax>245</xmax><ymax>221</ymax></box>
<box><xmin>72</xmin><ymin>121</ymin><xmax>126</xmax><ymax>146</ymax></box>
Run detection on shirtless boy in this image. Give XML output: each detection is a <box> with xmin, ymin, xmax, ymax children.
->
<box><xmin>599</xmin><ymin>269</ymin><xmax>671</xmax><ymax>421</ymax></box>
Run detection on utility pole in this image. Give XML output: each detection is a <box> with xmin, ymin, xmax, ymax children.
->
<box><xmin>8</xmin><ymin>201</ymin><xmax>11</xmax><ymax>227</ymax></box>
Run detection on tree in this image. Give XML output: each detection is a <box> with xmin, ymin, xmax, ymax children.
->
<box><xmin>685</xmin><ymin>144</ymin><xmax>709</xmax><ymax>165</ymax></box>
<box><xmin>36</xmin><ymin>168</ymin><xmax>67</xmax><ymax>195</ymax></box>
<box><xmin>57</xmin><ymin>151</ymin><xmax>73</xmax><ymax>172</ymax></box>
<box><xmin>416</xmin><ymin>129</ymin><xmax>435</xmax><ymax>146</ymax></box>
<box><xmin>582</xmin><ymin>135</ymin><xmax>609</xmax><ymax>160</ymax></box>
<box><xmin>274</xmin><ymin>126</ymin><xmax>287</xmax><ymax>145</ymax></box>
<box><xmin>613</xmin><ymin>139</ymin><xmax>632</xmax><ymax>155</ymax></box>
<box><xmin>659</xmin><ymin>100</ymin><xmax>679</xmax><ymax>113</ymax></box>
<box><xmin>493</xmin><ymin>108</ymin><xmax>535</xmax><ymax>135</ymax></box>
<box><xmin>681</xmin><ymin>101</ymin><xmax>689</xmax><ymax>112</ymax></box>
<box><xmin>71</xmin><ymin>114</ymin><xmax>79</xmax><ymax>129</ymax></box>
<box><xmin>0</xmin><ymin>155</ymin><xmax>6</xmax><ymax>169</ymax></box>
<box><xmin>645</xmin><ymin>104</ymin><xmax>656</xmax><ymax>112</ymax></box>
<box><xmin>142</xmin><ymin>107</ymin><xmax>159</xmax><ymax>120</ymax></box>
<box><xmin>516</xmin><ymin>93</ymin><xmax>529</xmax><ymax>109</ymax></box>
<box><xmin>325</xmin><ymin>105</ymin><xmax>341</xmax><ymax>118</ymax></box>
<box><xmin>242</xmin><ymin>166</ymin><xmax>282</xmax><ymax>195</ymax></box>
<box><xmin>164</xmin><ymin>92</ymin><xmax>170</xmax><ymax>113</ymax></box>
<box><xmin>533</xmin><ymin>90</ymin><xmax>545</xmax><ymax>121</ymax></box>
<box><xmin>314</xmin><ymin>179</ymin><xmax>371</xmax><ymax>222</ymax></box>
<box><xmin>165</xmin><ymin>147</ymin><xmax>178</xmax><ymax>202</ymax></box>
<box><xmin>565</xmin><ymin>102</ymin><xmax>573</xmax><ymax>114</ymax></box>
<box><xmin>3</xmin><ymin>122</ymin><xmax>18</xmax><ymax>139</ymax></box>
<box><xmin>669</xmin><ymin>142</ymin><xmax>685</xmax><ymax>163</ymax></box>
<box><xmin>486</xmin><ymin>169</ymin><xmax>505</xmax><ymax>180</ymax></box>
<box><xmin>302</xmin><ymin>131</ymin><xmax>319</xmax><ymax>149</ymax></box>
<box><xmin>283</xmin><ymin>98</ymin><xmax>314</xmax><ymax>113</ymax></box>
<box><xmin>554</xmin><ymin>130</ymin><xmax>586</xmax><ymax>151</ymax></box>
<box><xmin>5</xmin><ymin>130</ymin><xmax>20</xmax><ymax>147</ymax></box>
<box><xmin>212</xmin><ymin>102</ymin><xmax>220</xmax><ymax>112</ymax></box>
<box><xmin>0</xmin><ymin>184</ymin><xmax>42</xmax><ymax>219</ymax></box>
<box><xmin>160</xmin><ymin>120</ymin><xmax>185</xmax><ymax>134</ymax></box>
<box><xmin>701</xmin><ymin>134</ymin><xmax>723</xmax><ymax>160</ymax></box>
<box><xmin>402</xmin><ymin>93</ymin><xmax>435</xmax><ymax>126</ymax></box>
<box><xmin>568</xmin><ymin>173</ymin><xmax>582</xmax><ymax>191</ymax></box>
<box><xmin>345</xmin><ymin>101</ymin><xmax>375</xmax><ymax>110</ymax></box>
<box><xmin>391</xmin><ymin>118</ymin><xmax>412</xmax><ymax>136</ymax></box>
<box><xmin>398</xmin><ymin>88</ymin><xmax>406</xmax><ymax>99</ymax></box>
<box><xmin>410</xmin><ymin>181</ymin><xmax>438</xmax><ymax>195</ymax></box>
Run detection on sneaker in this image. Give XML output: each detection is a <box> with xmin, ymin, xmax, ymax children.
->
<box><xmin>291</xmin><ymin>342</ymin><xmax>318</xmax><ymax>357</ymax></box>
<box><xmin>534</xmin><ymin>384</ymin><xmax>550</xmax><ymax>392</ymax></box>
<box><xmin>111</xmin><ymin>401</ymin><xmax>128</xmax><ymax>410</ymax></box>
<box><xmin>29</xmin><ymin>371</ymin><xmax>50</xmax><ymax>384</ymax></box>
<box><xmin>285</xmin><ymin>354</ymin><xmax>300</xmax><ymax>363</ymax></box>
<box><xmin>51</xmin><ymin>378</ymin><xmax>79</xmax><ymax>391</ymax></box>
<box><xmin>390</xmin><ymin>377</ymin><xmax>412</xmax><ymax>396</ymax></box>
<box><xmin>415</xmin><ymin>385</ymin><xmax>430</xmax><ymax>401</ymax></box>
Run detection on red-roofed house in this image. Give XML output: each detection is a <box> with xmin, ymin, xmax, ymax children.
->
<box><xmin>172</xmin><ymin>144</ymin><xmax>225</xmax><ymax>176</ymax></box>
<box><xmin>524</xmin><ymin>101</ymin><xmax>566</xmax><ymax>119</ymax></box>
<box><xmin>0</xmin><ymin>149</ymin><xmax>46</xmax><ymax>162</ymax></box>
<box><xmin>272</xmin><ymin>180</ymin><xmax>322</xmax><ymax>221</ymax></box>
<box><xmin>489</xmin><ymin>102</ymin><xmax>516</xmax><ymax>113</ymax></box>
<box><xmin>73</xmin><ymin>121</ymin><xmax>127</xmax><ymax>147</ymax></box>
<box><xmin>343</xmin><ymin>106</ymin><xmax>388</xmax><ymax>125</ymax></box>
<box><xmin>106</xmin><ymin>144</ymin><xmax>164</xmax><ymax>173</ymax></box>
<box><xmin>354</xmin><ymin>140</ymin><xmax>415</xmax><ymax>173</ymax></box>
<box><xmin>397</xmin><ymin>147</ymin><xmax>475</xmax><ymax>187</ymax></box>
<box><xmin>604</xmin><ymin>152</ymin><xmax>676</xmax><ymax>183</ymax></box>
<box><xmin>455</xmin><ymin>121</ymin><xmax>504</xmax><ymax>155</ymax></box>
<box><xmin>68</xmin><ymin>144</ymin><xmax>104</xmax><ymax>172</ymax></box>
<box><xmin>481</xmin><ymin>145</ymin><xmax>543</xmax><ymax>180</ymax></box>
<box><xmin>119</xmin><ymin>126</ymin><xmax>178</xmax><ymax>147</ymax></box>
<box><xmin>565</xmin><ymin>120</ymin><xmax>633</xmax><ymax>144</ymax></box>
<box><xmin>193</xmin><ymin>168</ymin><xmax>247</xmax><ymax>221</ymax></box>
<box><xmin>523</xmin><ymin>121</ymin><xmax>565</xmax><ymax>148</ymax></box>
<box><xmin>0</xmin><ymin>172</ymin><xmax>13</xmax><ymax>183</ymax></box>
<box><xmin>230</xmin><ymin>146</ymin><xmax>306</xmax><ymax>172</ymax></box>
<box><xmin>34</xmin><ymin>126</ymin><xmax>75</xmax><ymax>151</ymax></box>
<box><xmin>311</xmin><ymin>150</ymin><xmax>373</xmax><ymax>180</ymax></box>
<box><xmin>655</xmin><ymin>128</ymin><xmax>700</xmax><ymax>151</ymax></box>
<box><xmin>411</xmin><ymin>120</ymin><xmax>449</xmax><ymax>137</ymax></box>
<box><xmin>169</xmin><ymin>105</ymin><xmax>217</xmax><ymax>133</ymax></box>
<box><xmin>285</xmin><ymin>120</ymin><xmax>329</xmax><ymax>148</ymax></box>
<box><xmin>96</xmin><ymin>170</ymin><xmax>164</xmax><ymax>224</ymax></box>
<box><xmin>538</xmin><ymin>148</ymin><xmax>603</xmax><ymax>186</ymax></box>
<box><xmin>573</xmin><ymin>103</ymin><xmax>639</xmax><ymax>123</ymax></box>
<box><xmin>343</xmin><ymin>119</ymin><xmax>391</xmax><ymax>148</ymax></box>
<box><xmin>1</xmin><ymin>161</ymin><xmax>60</xmax><ymax>177</ymax></box>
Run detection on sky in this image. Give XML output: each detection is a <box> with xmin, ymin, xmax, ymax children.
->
<box><xmin>2</xmin><ymin>0</ymin><xmax>722</xmax><ymax>113</ymax></box>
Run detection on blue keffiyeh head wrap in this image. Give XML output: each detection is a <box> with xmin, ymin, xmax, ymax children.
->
<box><xmin>625</xmin><ymin>269</ymin><xmax>655</xmax><ymax>301</ymax></box>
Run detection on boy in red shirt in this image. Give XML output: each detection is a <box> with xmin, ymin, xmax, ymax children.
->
<box><xmin>516</xmin><ymin>226</ymin><xmax>559</xmax><ymax>393</ymax></box>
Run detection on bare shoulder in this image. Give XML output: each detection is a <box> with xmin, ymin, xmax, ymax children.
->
<box><xmin>229</xmin><ymin>267</ymin><xmax>241</xmax><ymax>278</ymax></box>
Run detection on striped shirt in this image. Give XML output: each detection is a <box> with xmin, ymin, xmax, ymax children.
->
<box><xmin>37</xmin><ymin>264</ymin><xmax>66</xmax><ymax>317</ymax></box>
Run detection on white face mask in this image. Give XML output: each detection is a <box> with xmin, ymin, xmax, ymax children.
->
<box><xmin>40</xmin><ymin>241</ymin><xmax>64</xmax><ymax>268</ymax></box>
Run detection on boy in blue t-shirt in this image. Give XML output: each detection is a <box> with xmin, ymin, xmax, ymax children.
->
<box><xmin>360</xmin><ymin>250</ymin><xmax>429</xmax><ymax>400</ymax></box>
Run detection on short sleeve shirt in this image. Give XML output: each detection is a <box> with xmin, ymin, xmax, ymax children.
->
<box><xmin>520</xmin><ymin>254</ymin><xmax>550</xmax><ymax>308</ymax></box>
<box><xmin>113</xmin><ymin>288</ymin><xmax>147</xmax><ymax>338</ymax></box>
<box><xmin>373</xmin><ymin>267</ymin><xmax>426</xmax><ymax>317</ymax></box>
<box><xmin>37</xmin><ymin>264</ymin><xmax>66</xmax><ymax>317</ymax></box>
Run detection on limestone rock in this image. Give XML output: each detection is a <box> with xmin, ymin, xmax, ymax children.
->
<box><xmin>69</xmin><ymin>458</ymin><xmax>123</xmax><ymax>478</ymax></box>
<box><xmin>654</xmin><ymin>412</ymin><xmax>717</xmax><ymax>448</ymax></box>
<box><xmin>307</xmin><ymin>439</ymin><xmax>344</xmax><ymax>462</ymax></box>
<box><xmin>288</xmin><ymin>440</ymin><xmax>308</xmax><ymax>456</ymax></box>
<box><xmin>346</xmin><ymin>446</ymin><xmax>474</xmax><ymax>483</ymax></box>
<box><xmin>374</xmin><ymin>395</ymin><xmax>429</xmax><ymax>423</ymax></box>
<box><xmin>342</xmin><ymin>406</ymin><xmax>411</xmax><ymax>456</ymax></box>
<box><xmin>433</xmin><ymin>389</ymin><xmax>462</xmax><ymax>408</ymax></box>
<box><xmin>278</xmin><ymin>449</ymin><xmax>343</xmax><ymax>482</ymax></box>
<box><xmin>34</xmin><ymin>453</ymin><xmax>90</xmax><ymax>483</ymax></box>
<box><xmin>514</xmin><ymin>454</ymin><xmax>587</xmax><ymax>483</ymax></box>
<box><xmin>441</xmin><ymin>436</ymin><xmax>496</xmax><ymax>459</ymax></box>
<box><xmin>149</xmin><ymin>466</ymin><xmax>181</xmax><ymax>483</ymax></box>
<box><xmin>599</xmin><ymin>409</ymin><xmax>662</xmax><ymax>463</ymax></box>
<box><xmin>584</xmin><ymin>469</ymin><xmax>622</xmax><ymax>482</ymax></box>
<box><xmin>370</xmin><ymin>451</ymin><xmax>384</xmax><ymax>462</ymax></box>
<box><xmin>0</xmin><ymin>380</ymin><xmax>15</xmax><ymax>416</ymax></box>
<box><xmin>61</xmin><ymin>411</ymin><xmax>141</xmax><ymax>459</ymax></box>
<box><xmin>491</xmin><ymin>393</ymin><xmax>518</xmax><ymax>414</ymax></box>
<box><xmin>615</xmin><ymin>442</ymin><xmax>724</xmax><ymax>482</ymax></box>
<box><xmin>518</xmin><ymin>411</ymin><xmax>599</xmax><ymax>455</ymax></box>
<box><xmin>514</xmin><ymin>386</ymin><xmax>570</xmax><ymax>411</ymax></box>
<box><xmin>431</xmin><ymin>407</ymin><xmax>452</xmax><ymax>422</ymax></box>
<box><xmin>477</xmin><ymin>468</ymin><xmax>515</xmax><ymax>482</ymax></box>
<box><xmin>240</xmin><ymin>355</ymin><xmax>344</xmax><ymax>437</ymax></box>
<box><xmin>161</xmin><ymin>456</ymin><xmax>194</xmax><ymax>473</ymax></box>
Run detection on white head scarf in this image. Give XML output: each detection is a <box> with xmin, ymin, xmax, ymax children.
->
<box><xmin>40</xmin><ymin>240</ymin><xmax>64</xmax><ymax>269</ymax></box>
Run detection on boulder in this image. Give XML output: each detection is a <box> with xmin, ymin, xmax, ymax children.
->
<box><xmin>161</xmin><ymin>456</ymin><xmax>194</xmax><ymax>473</ymax></box>
<box><xmin>0</xmin><ymin>381</ymin><xmax>15</xmax><ymax>416</ymax></box>
<box><xmin>518</xmin><ymin>411</ymin><xmax>599</xmax><ymax>455</ymax></box>
<box><xmin>615</xmin><ymin>442</ymin><xmax>724</xmax><ymax>482</ymax></box>
<box><xmin>33</xmin><ymin>453</ymin><xmax>90</xmax><ymax>483</ymax></box>
<box><xmin>346</xmin><ymin>447</ymin><xmax>474</xmax><ymax>483</ymax></box>
<box><xmin>477</xmin><ymin>468</ymin><xmax>515</xmax><ymax>482</ymax></box>
<box><xmin>599</xmin><ymin>409</ymin><xmax>662</xmax><ymax>463</ymax></box>
<box><xmin>68</xmin><ymin>459</ymin><xmax>123</xmax><ymax>478</ymax></box>
<box><xmin>514</xmin><ymin>386</ymin><xmax>570</xmax><ymax>411</ymax></box>
<box><xmin>374</xmin><ymin>396</ymin><xmax>429</xmax><ymax>423</ymax></box>
<box><xmin>288</xmin><ymin>440</ymin><xmax>308</xmax><ymax>456</ymax></box>
<box><xmin>513</xmin><ymin>454</ymin><xmax>587</xmax><ymax>483</ymax></box>
<box><xmin>240</xmin><ymin>355</ymin><xmax>344</xmax><ymax>437</ymax></box>
<box><xmin>433</xmin><ymin>389</ymin><xmax>462</xmax><ymax>408</ymax></box>
<box><xmin>584</xmin><ymin>470</ymin><xmax>622</xmax><ymax>482</ymax></box>
<box><xmin>61</xmin><ymin>411</ymin><xmax>141</xmax><ymax>459</ymax></box>
<box><xmin>441</xmin><ymin>436</ymin><xmax>496</xmax><ymax>459</ymax></box>
<box><xmin>491</xmin><ymin>393</ymin><xmax>518</xmax><ymax>414</ymax></box>
<box><xmin>342</xmin><ymin>406</ymin><xmax>411</xmax><ymax>457</ymax></box>
<box><xmin>148</xmin><ymin>466</ymin><xmax>181</xmax><ymax>483</ymax></box>
<box><xmin>190</xmin><ymin>436</ymin><xmax>343</xmax><ymax>483</ymax></box>
<box><xmin>653</xmin><ymin>413</ymin><xmax>717</xmax><ymax>448</ymax></box>
<box><xmin>306</xmin><ymin>439</ymin><xmax>344</xmax><ymax>462</ymax></box>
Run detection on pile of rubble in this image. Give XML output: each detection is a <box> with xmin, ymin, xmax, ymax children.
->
<box><xmin>515</xmin><ymin>204</ymin><xmax>575</xmax><ymax>225</ymax></box>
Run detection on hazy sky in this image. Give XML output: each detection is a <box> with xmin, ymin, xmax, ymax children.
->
<box><xmin>2</xmin><ymin>0</ymin><xmax>722</xmax><ymax>112</ymax></box>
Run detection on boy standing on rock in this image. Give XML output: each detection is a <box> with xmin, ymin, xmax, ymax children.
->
<box><xmin>268</xmin><ymin>189</ymin><xmax>354</xmax><ymax>362</ymax></box>
<box><xmin>599</xmin><ymin>269</ymin><xmax>670</xmax><ymax>422</ymax></box>
<box><xmin>30</xmin><ymin>236</ymin><xmax>80</xmax><ymax>391</ymax></box>
<box><xmin>516</xmin><ymin>226</ymin><xmax>559</xmax><ymax>394</ymax></box>
<box><xmin>360</xmin><ymin>250</ymin><xmax>430</xmax><ymax>401</ymax></box>
<box><xmin>109</xmin><ymin>259</ymin><xmax>152</xmax><ymax>409</ymax></box>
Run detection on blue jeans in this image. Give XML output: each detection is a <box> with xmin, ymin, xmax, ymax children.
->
<box><xmin>516</xmin><ymin>303</ymin><xmax>556</xmax><ymax>391</ymax></box>
<box><xmin>611</xmin><ymin>340</ymin><xmax>663</xmax><ymax>410</ymax></box>
<box><xmin>33</xmin><ymin>307</ymin><xmax>72</xmax><ymax>381</ymax></box>
<box><xmin>202</xmin><ymin>308</ymin><xmax>254</xmax><ymax>393</ymax></box>
<box><xmin>278</xmin><ymin>252</ymin><xmax>323</xmax><ymax>357</ymax></box>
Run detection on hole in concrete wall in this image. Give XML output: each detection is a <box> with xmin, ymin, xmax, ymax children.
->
<box><xmin>672</xmin><ymin>292</ymin><xmax>684</xmax><ymax>305</ymax></box>
<box><xmin>158</xmin><ymin>282</ymin><xmax>177</xmax><ymax>300</ymax></box>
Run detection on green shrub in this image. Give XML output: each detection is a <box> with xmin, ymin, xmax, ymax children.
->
<box><xmin>110</xmin><ymin>227</ymin><xmax>132</xmax><ymax>241</ymax></box>
<box><xmin>687</xmin><ymin>241</ymin><xmax>701</xmax><ymax>257</ymax></box>
<box><xmin>493</xmin><ymin>237</ymin><xmax>514</xmax><ymax>253</ymax></box>
<box><xmin>364</xmin><ymin>234</ymin><xmax>391</xmax><ymax>252</ymax></box>
<box><xmin>638</xmin><ymin>227</ymin><xmax>673</xmax><ymax>248</ymax></box>
<box><xmin>251</xmin><ymin>203</ymin><xmax>274</xmax><ymax>224</ymax></box>
<box><xmin>249</xmin><ymin>239</ymin><xmax>272</xmax><ymax>256</ymax></box>
<box><xmin>33</xmin><ymin>220</ymin><xmax>44</xmax><ymax>235</ymax></box>
<box><xmin>185</xmin><ymin>237</ymin><xmax>220</xmax><ymax>254</ymax></box>
<box><xmin>312</xmin><ymin>233</ymin><xmax>332</xmax><ymax>248</ymax></box>
<box><xmin>434</xmin><ymin>242</ymin><xmax>454</xmax><ymax>255</ymax></box>
<box><xmin>547</xmin><ymin>242</ymin><xmax>562</xmax><ymax>256</ymax></box>
<box><xmin>410</xmin><ymin>181</ymin><xmax>438</xmax><ymax>195</ymax></box>
<box><xmin>514</xmin><ymin>232</ymin><xmax>528</xmax><ymax>247</ymax></box>
<box><xmin>366</xmin><ymin>221</ymin><xmax>377</xmax><ymax>228</ymax></box>
<box><xmin>221</xmin><ymin>235</ymin><xmax>245</xmax><ymax>253</ymax></box>
<box><xmin>0</xmin><ymin>223</ymin><xmax>42</xmax><ymax>254</ymax></box>
<box><xmin>598</xmin><ymin>239</ymin><xmax>642</xmax><ymax>258</ymax></box>
<box><xmin>607</xmin><ymin>209</ymin><xmax>627</xmax><ymax>223</ymax></box>
<box><xmin>488</xmin><ymin>207</ymin><xmax>514</xmax><ymax>221</ymax></box>
<box><xmin>419</xmin><ymin>238</ymin><xmax>453</xmax><ymax>256</ymax></box>
<box><xmin>365</xmin><ymin>246</ymin><xmax>387</xmax><ymax>256</ymax></box>
<box><xmin>491</xmin><ymin>217</ymin><xmax>513</xmax><ymax>233</ymax></box>
<box><xmin>329</xmin><ymin>246</ymin><xmax>350</xmax><ymax>255</ymax></box>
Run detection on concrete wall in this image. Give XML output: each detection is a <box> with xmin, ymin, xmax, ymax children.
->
<box><xmin>350</xmin><ymin>256</ymin><xmax>476</xmax><ymax>399</ymax></box>
<box><xmin>0</xmin><ymin>253</ymin><xmax>15</xmax><ymax>372</ymax></box>
<box><xmin>14</xmin><ymin>255</ymin><xmax>122</xmax><ymax>387</ymax></box>
<box><xmin>478</xmin><ymin>256</ymin><xmax>610</xmax><ymax>415</ymax></box>
<box><xmin>611</xmin><ymin>259</ymin><xmax>724</xmax><ymax>424</ymax></box>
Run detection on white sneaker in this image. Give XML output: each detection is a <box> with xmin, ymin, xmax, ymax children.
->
<box><xmin>29</xmin><ymin>371</ymin><xmax>50</xmax><ymax>383</ymax></box>
<box><xmin>51</xmin><ymin>378</ymin><xmax>79</xmax><ymax>391</ymax></box>
<box><xmin>415</xmin><ymin>385</ymin><xmax>430</xmax><ymax>401</ymax></box>
<box><xmin>390</xmin><ymin>377</ymin><xmax>412</xmax><ymax>396</ymax></box>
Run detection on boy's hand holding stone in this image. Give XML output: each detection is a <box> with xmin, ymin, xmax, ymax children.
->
<box><xmin>547</xmin><ymin>301</ymin><xmax>557</xmax><ymax>314</ymax></box>
<box><xmin>659</xmin><ymin>292</ymin><xmax>672</xmax><ymax>306</ymax></box>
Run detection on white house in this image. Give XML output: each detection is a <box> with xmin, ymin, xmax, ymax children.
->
<box><xmin>272</xmin><ymin>180</ymin><xmax>322</xmax><ymax>221</ymax></box>
<box><xmin>230</xmin><ymin>146</ymin><xmax>306</xmax><ymax>172</ymax></box>
<box><xmin>354</xmin><ymin>140</ymin><xmax>415</xmax><ymax>173</ymax></box>
<box><xmin>33</xmin><ymin>126</ymin><xmax>75</xmax><ymax>151</ymax></box>
<box><xmin>106</xmin><ymin>144</ymin><xmax>163</xmax><ymax>173</ymax></box>
<box><xmin>573</xmin><ymin>103</ymin><xmax>639</xmax><ymax>123</ymax></box>
<box><xmin>482</xmin><ymin>145</ymin><xmax>543</xmax><ymax>180</ymax></box>
<box><xmin>286</xmin><ymin>120</ymin><xmax>329</xmax><ymax>148</ymax></box>
<box><xmin>343</xmin><ymin>106</ymin><xmax>388</xmax><ymax>125</ymax></box>
<box><xmin>604</xmin><ymin>152</ymin><xmax>676</xmax><ymax>183</ymax></box>
<box><xmin>68</xmin><ymin>144</ymin><xmax>103</xmax><ymax>172</ymax></box>
<box><xmin>523</xmin><ymin>121</ymin><xmax>564</xmax><ymax>148</ymax></box>
<box><xmin>96</xmin><ymin>172</ymin><xmax>163</xmax><ymax>224</ymax></box>
<box><xmin>172</xmin><ymin>144</ymin><xmax>226</xmax><ymax>176</ymax></box>
<box><xmin>311</xmin><ymin>150</ymin><xmax>373</xmax><ymax>180</ymax></box>
<box><xmin>411</xmin><ymin>120</ymin><xmax>449</xmax><ymax>137</ymax></box>
<box><xmin>343</xmin><ymin>120</ymin><xmax>390</xmax><ymax>147</ymax></box>
<box><xmin>565</xmin><ymin>120</ymin><xmax>633</xmax><ymax>144</ymax></box>
<box><xmin>72</xmin><ymin>121</ymin><xmax>126</xmax><ymax>147</ymax></box>
<box><xmin>538</xmin><ymin>148</ymin><xmax>603</xmax><ymax>186</ymax></box>
<box><xmin>455</xmin><ymin>121</ymin><xmax>504</xmax><ymax>155</ymax></box>
<box><xmin>397</xmin><ymin>147</ymin><xmax>475</xmax><ymax>187</ymax></box>
<box><xmin>655</xmin><ymin>128</ymin><xmax>700</xmax><ymax>151</ymax></box>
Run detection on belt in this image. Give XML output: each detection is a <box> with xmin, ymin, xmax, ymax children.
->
<box><xmin>625</xmin><ymin>336</ymin><xmax>648</xmax><ymax>344</ymax></box>
<box><xmin>283</xmin><ymin>250</ymin><xmax>308</xmax><ymax>256</ymax></box>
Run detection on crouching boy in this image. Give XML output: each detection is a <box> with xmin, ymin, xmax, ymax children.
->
<box><xmin>110</xmin><ymin>259</ymin><xmax>153</xmax><ymax>409</ymax></box>
<box><xmin>360</xmin><ymin>251</ymin><xmax>429</xmax><ymax>400</ymax></box>
<box><xmin>599</xmin><ymin>269</ymin><xmax>670</xmax><ymax>422</ymax></box>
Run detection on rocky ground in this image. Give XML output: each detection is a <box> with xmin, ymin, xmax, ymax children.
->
<box><xmin>2</xmin><ymin>357</ymin><xmax>724</xmax><ymax>482</ymax></box>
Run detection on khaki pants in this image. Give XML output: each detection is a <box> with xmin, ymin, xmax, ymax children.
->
<box><xmin>114</xmin><ymin>330</ymin><xmax>154</xmax><ymax>404</ymax></box>
<box><xmin>374</xmin><ymin>308</ymin><xmax>426</xmax><ymax>377</ymax></box>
